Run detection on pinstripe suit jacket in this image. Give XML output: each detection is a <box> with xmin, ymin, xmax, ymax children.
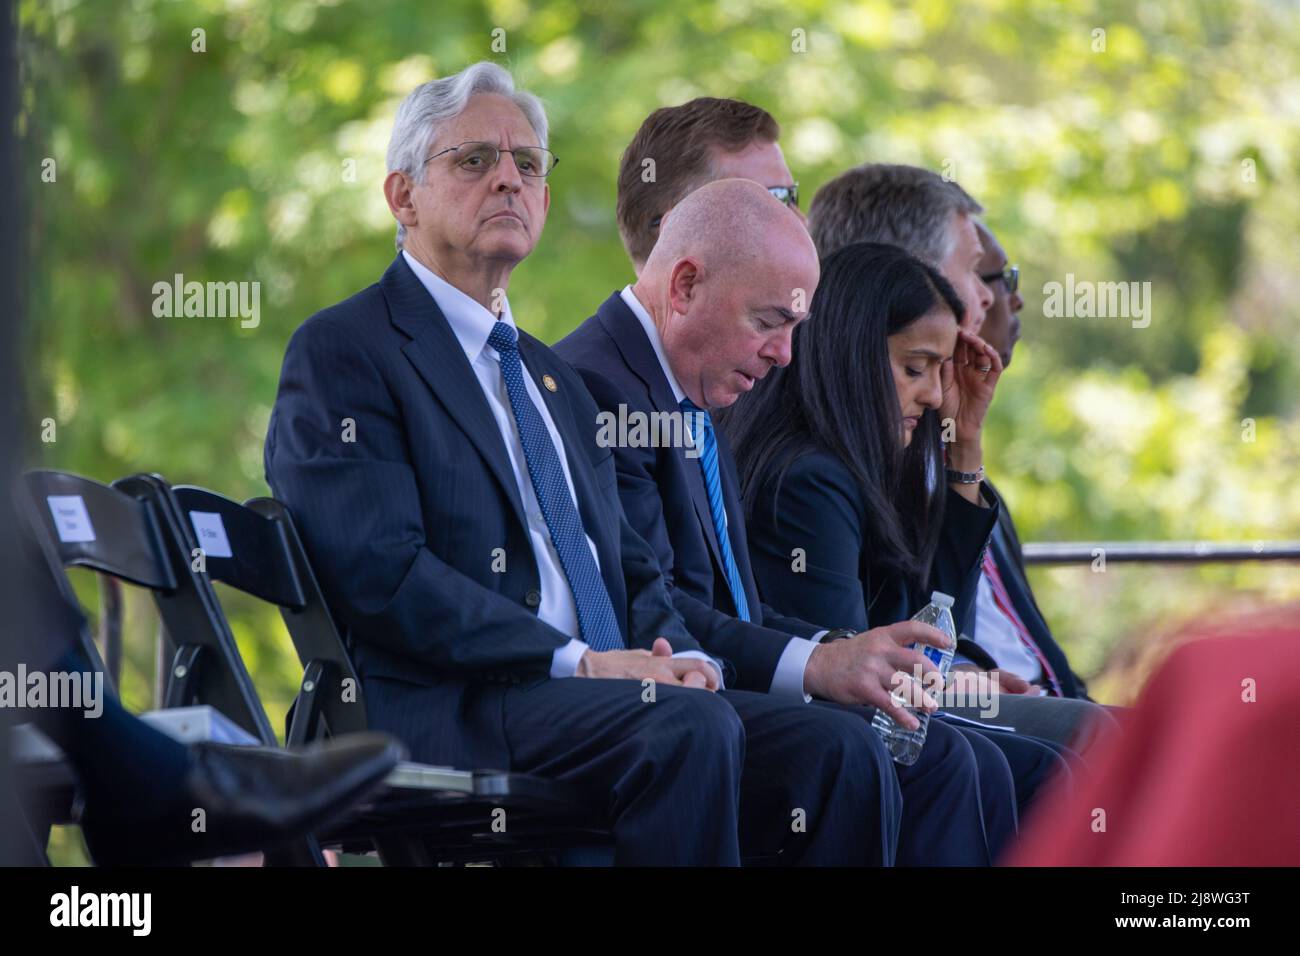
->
<box><xmin>264</xmin><ymin>255</ymin><xmax>695</xmax><ymax>766</ymax></box>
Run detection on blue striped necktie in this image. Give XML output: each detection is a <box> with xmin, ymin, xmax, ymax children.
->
<box><xmin>488</xmin><ymin>321</ymin><xmax>624</xmax><ymax>651</ymax></box>
<box><xmin>681</xmin><ymin>398</ymin><xmax>751</xmax><ymax>622</ymax></box>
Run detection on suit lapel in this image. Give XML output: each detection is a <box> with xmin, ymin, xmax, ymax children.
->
<box><xmin>988</xmin><ymin>523</ymin><xmax>1079</xmax><ymax>692</ymax></box>
<box><xmin>381</xmin><ymin>255</ymin><xmax>527</xmax><ymax>531</ymax></box>
<box><xmin>595</xmin><ymin>294</ymin><xmax>727</xmax><ymax>575</ymax></box>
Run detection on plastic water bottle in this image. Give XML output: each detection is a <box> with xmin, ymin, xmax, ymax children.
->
<box><xmin>871</xmin><ymin>591</ymin><xmax>957</xmax><ymax>766</ymax></box>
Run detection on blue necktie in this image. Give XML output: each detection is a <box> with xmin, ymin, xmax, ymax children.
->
<box><xmin>681</xmin><ymin>399</ymin><xmax>751</xmax><ymax>622</ymax></box>
<box><xmin>488</xmin><ymin>321</ymin><xmax>624</xmax><ymax>651</ymax></box>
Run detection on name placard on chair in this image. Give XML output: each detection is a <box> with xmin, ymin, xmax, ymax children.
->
<box><xmin>46</xmin><ymin>495</ymin><xmax>96</xmax><ymax>543</ymax></box>
<box><xmin>189</xmin><ymin>511</ymin><xmax>234</xmax><ymax>559</ymax></box>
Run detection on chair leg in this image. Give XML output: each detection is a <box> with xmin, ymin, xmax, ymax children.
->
<box><xmin>163</xmin><ymin>644</ymin><xmax>205</xmax><ymax>709</ymax></box>
<box><xmin>373</xmin><ymin>835</ymin><xmax>437</xmax><ymax>866</ymax></box>
<box><xmin>262</xmin><ymin>836</ymin><xmax>327</xmax><ymax>867</ymax></box>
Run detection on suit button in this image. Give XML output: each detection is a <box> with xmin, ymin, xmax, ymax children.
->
<box><xmin>524</xmin><ymin>589</ymin><xmax>541</xmax><ymax>608</ymax></box>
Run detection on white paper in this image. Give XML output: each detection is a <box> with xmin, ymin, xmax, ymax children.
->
<box><xmin>188</xmin><ymin>511</ymin><xmax>234</xmax><ymax>559</ymax></box>
<box><xmin>46</xmin><ymin>495</ymin><xmax>96</xmax><ymax>543</ymax></box>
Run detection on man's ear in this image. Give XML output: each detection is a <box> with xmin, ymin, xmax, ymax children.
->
<box><xmin>384</xmin><ymin>170</ymin><xmax>418</xmax><ymax>228</ymax></box>
<box><xmin>666</xmin><ymin>256</ymin><xmax>702</xmax><ymax>317</ymax></box>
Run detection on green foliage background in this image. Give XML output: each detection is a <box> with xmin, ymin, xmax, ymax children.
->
<box><xmin>18</xmin><ymin>0</ymin><xmax>1300</xmax><ymax>757</ymax></box>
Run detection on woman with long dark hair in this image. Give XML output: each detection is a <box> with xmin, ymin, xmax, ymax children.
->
<box><xmin>721</xmin><ymin>242</ymin><xmax>1084</xmax><ymax>830</ymax></box>
<box><xmin>722</xmin><ymin>240</ymin><xmax>1004</xmax><ymax>632</ymax></box>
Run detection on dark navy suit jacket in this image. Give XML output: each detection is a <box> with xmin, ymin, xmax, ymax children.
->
<box><xmin>965</xmin><ymin>482</ymin><xmax>1090</xmax><ymax>699</ymax></box>
<box><xmin>555</xmin><ymin>292</ymin><xmax>825</xmax><ymax>693</ymax></box>
<box><xmin>741</xmin><ymin>448</ymin><xmax>1000</xmax><ymax>655</ymax></box>
<box><xmin>264</xmin><ymin>258</ymin><xmax>696</xmax><ymax>767</ymax></box>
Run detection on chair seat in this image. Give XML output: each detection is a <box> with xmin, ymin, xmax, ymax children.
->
<box><xmin>12</xmin><ymin>723</ymin><xmax>610</xmax><ymax>861</ymax></box>
<box><xmin>322</xmin><ymin>765</ymin><xmax>606</xmax><ymax>853</ymax></box>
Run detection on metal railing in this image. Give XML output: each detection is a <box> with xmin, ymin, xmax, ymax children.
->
<box><xmin>93</xmin><ymin>541</ymin><xmax>1300</xmax><ymax>693</ymax></box>
<box><xmin>1022</xmin><ymin>541</ymin><xmax>1300</xmax><ymax>565</ymax></box>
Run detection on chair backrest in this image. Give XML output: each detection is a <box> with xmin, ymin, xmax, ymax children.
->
<box><xmin>170</xmin><ymin>486</ymin><xmax>370</xmax><ymax>743</ymax></box>
<box><xmin>25</xmin><ymin>469</ymin><xmax>178</xmax><ymax>591</ymax></box>
<box><xmin>17</xmin><ymin>471</ymin><xmax>129</xmax><ymax>680</ymax></box>
<box><xmin>23</xmin><ymin>470</ymin><xmax>277</xmax><ymax>745</ymax></box>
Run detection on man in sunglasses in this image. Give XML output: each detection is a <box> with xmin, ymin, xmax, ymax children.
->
<box><xmin>937</xmin><ymin>222</ymin><xmax>1121</xmax><ymax>750</ymax></box>
<box><xmin>973</xmin><ymin>223</ymin><xmax>1022</xmax><ymax>370</ymax></box>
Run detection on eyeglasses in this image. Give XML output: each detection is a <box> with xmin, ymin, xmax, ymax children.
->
<box><xmin>767</xmin><ymin>183</ymin><xmax>799</xmax><ymax>209</ymax></box>
<box><xmin>649</xmin><ymin>182</ymin><xmax>802</xmax><ymax>229</ymax></box>
<box><xmin>979</xmin><ymin>264</ymin><xmax>1019</xmax><ymax>294</ymax></box>
<box><xmin>423</xmin><ymin>141</ymin><xmax>559</xmax><ymax>177</ymax></box>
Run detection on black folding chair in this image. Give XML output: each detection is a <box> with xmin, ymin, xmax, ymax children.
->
<box><xmin>17</xmin><ymin>469</ymin><xmax>326</xmax><ymax>866</ymax></box>
<box><xmin>165</xmin><ymin>482</ymin><xmax>611</xmax><ymax>865</ymax></box>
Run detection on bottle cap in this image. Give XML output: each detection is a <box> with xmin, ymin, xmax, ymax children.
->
<box><xmin>930</xmin><ymin>591</ymin><xmax>955</xmax><ymax>609</ymax></box>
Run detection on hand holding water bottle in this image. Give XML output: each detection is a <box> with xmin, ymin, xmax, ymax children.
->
<box><xmin>871</xmin><ymin>592</ymin><xmax>959</xmax><ymax>765</ymax></box>
<box><xmin>803</xmin><ymin>619</ymin><xmax>952</xmax><ymax>724</ymax></box>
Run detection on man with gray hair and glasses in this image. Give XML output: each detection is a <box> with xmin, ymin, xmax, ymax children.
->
<box><xmin>809</xmin><ymin>164</ymin><xmax>994</xmax><ymax>334</ymax></box>
<box><xmin>266</xmin><ymin>61</ymin><xmax>901</xmax><ymax>865</ymax></box>
<box><xmin>808</xmin><ymin>164</ymin><xmax>1116</xmax><ymax>753</ymax></box>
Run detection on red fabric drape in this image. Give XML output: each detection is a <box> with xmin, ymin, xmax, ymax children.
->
<box><xmin>1010</xmin><ymin>617</ymin><xmax>1300</xmax><ymax>866</ymax></box>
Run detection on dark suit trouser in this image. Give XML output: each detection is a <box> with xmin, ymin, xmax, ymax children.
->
<box><xmin>370</xmin><ymin>675</ymin><xmax>745</xmax><ymax>865</ymax></box>
<box><xmin>807</xmin><ymin>702</ymin><xmax>1014</xmax><ymax>865</ymax></box>
<box><xmin>726</xmin><ymin>692</ymin><xmax>899</xmax><ymax>865</ymax></box>
<box><xmin>894</xmin><ymin>720</ymin><xmax>1006</xmax><ymax>865</ymax></box>
<box><xmin>946</xmin><ymin>721</ymin><xmax>1072</xmax><ymax>860</ymax></box>
<box><xmin>944</xmin><ymin>695</ymin><xmax>1119</xmax><ymax>754</ymax></box>
<box><xmin>948</xmin><ymin>725</ymin><xmax>1021</xmax><ymax>862</ymax></box>
<box><xmin>508</xmin><ymin>686</ymin><xmax>899</xmax><ymax>866</ymax></box>
<box><xmin>367</xmin><ymin>676</ymin><xmax>899</xmax><ymax>865</ymax></box>
<box><xmin>733</xmin><ymin>697</ymin><xmax>1003</xmax><ymax>868</ymax></box>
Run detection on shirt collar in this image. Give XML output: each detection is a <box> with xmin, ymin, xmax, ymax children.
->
<box><xmin>402</xmin><ymin>249</ymin><xmax>516</xmax><ymax>362</ymax></box>
<box><xmin>619</xmin><ymin>285</ymin><xmax>688</xmax><ymax>406</ymax></box>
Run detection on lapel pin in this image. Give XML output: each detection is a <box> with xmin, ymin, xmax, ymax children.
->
<box><xmin>542</xmin><ymin>374</ymin><xmax>558</xmax><ymax>392</ymax></box>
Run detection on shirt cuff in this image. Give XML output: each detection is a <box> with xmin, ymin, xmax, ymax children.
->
<box><xmin>672</xmin><ymin>649</ymin><xmax>725</xmax><ymax>690</ymax></box>
<box><xmin>550</xmin><ymin>638</ymin><xmax>589</xmax><ymax>678</ymax></box>
<box><xmin>769</xmin><ymin>636</ymin><xmax>819</xmax><ymax>703</ymax></box>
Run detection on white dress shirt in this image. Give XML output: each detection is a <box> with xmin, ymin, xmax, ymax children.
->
<box><xmin>402</xmin><ymin>252</ymin><xmax>719</xmax><ymax>682</ymax></box>
<box><xmin>620</xmin><ymin>286</ymin><xmax>824</xmax><ymax>701</ymax></box>
<box><xmin>970</xmin><ymin>564</ymin><xmax>1043</xmax><ymax>683</ymax></box>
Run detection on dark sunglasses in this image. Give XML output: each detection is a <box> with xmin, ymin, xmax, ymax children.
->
<box><xmin>767</xmin><ymin>183</ymin><xmax>799</xmax><ymax>209</ymax></box>
<box><xmin>979</xmin><ymin>264</ymin><xmax>1019</xmax><ymax>294</ymax></box>
<box><xmin>649</xmin><ymin>183</ymin><xmax>800</xmax><ymax>229</ymax></box>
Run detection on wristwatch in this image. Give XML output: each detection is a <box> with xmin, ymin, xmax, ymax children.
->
<box><xmin>944</xmin><ymin>465</ymin><xmax>985</xmax><ymax>484</ymax></box>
